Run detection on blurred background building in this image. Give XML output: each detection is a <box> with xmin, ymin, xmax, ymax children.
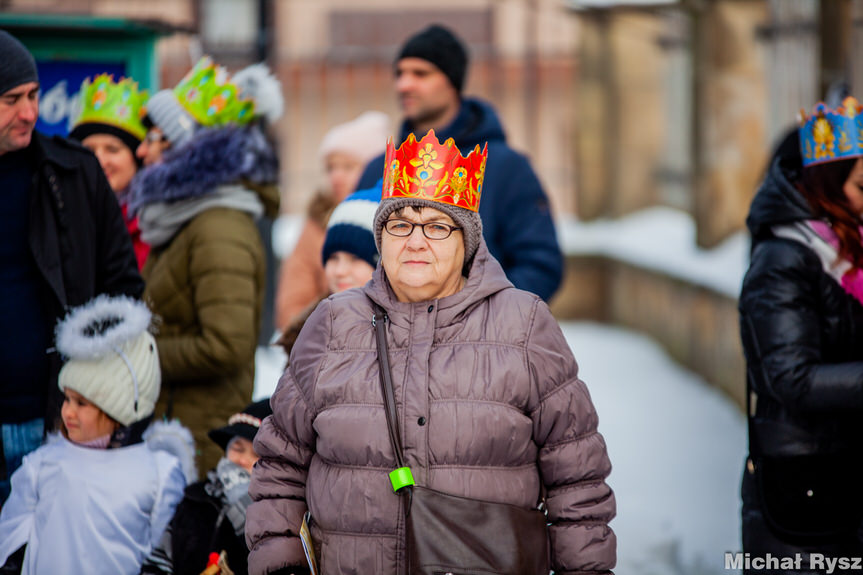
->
<box><xmin>3</xmin><ymin>0</ymin><xmax>862</xmax><ymax>407</ymax></box>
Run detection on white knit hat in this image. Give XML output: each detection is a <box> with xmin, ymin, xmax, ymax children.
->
<box><xmin>318</xmin><ymin>111</ymin><xmax>391</xmax><ymax>165</ymax></box>
<box><xmin>56</xmin><ymin>295</ymin><xmax>161</xmax><ymax>427</ymax></box>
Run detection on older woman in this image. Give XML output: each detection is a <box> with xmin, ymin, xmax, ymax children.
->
<box><xmin>247</xmin><ymin>131</ymin><xmax>617</xmax><ymax>575</ymax></box>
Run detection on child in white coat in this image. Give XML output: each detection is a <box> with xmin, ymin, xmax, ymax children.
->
<box><xmin>0</xmin><ymin>295</ymin><xmax>196</xmax><ymax>575</ymax></box>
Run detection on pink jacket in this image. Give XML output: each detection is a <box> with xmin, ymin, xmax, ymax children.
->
<box><xmin>247</xmin><ymin>240</ymin><xmax>616</xmax><ymax>574</ymax></box>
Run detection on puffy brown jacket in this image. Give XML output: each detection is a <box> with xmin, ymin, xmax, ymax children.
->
<box><xmin>144</xmin><ymin>184</ymin><xmax>277</xmax><ymax>473</ymax></box>
<box><xmin>247</xmin><ymin>240</ymin><xmax>616</xmax><ymax>574</ymax></box>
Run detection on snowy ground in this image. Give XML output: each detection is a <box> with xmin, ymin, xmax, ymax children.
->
<box><xmin>254</xmin><ymin>320</ymin><xmax>746</xmax><ymax>575</ymax></box>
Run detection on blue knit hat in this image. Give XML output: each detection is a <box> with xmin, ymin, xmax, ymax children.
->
<box><xmin>322</xmin><ymin>183</ymin><xmax>381</xmax><ymax>269</ymax></box>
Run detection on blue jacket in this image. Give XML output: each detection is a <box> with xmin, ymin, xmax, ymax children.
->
<box><xmin>357</xmin><ymin>97</ymin><xmax>563</xmax><ymax>301</ymax></box>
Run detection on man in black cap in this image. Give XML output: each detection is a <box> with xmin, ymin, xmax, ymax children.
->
<box><xmin>356</xmin><ymin>23</ymin><xmax>563</xmax><ymax>302</ymax></box>
<box><xmin>0</xmin><ymin>30</ymin><xmax>143</xmax><ymax>503</ymax></box>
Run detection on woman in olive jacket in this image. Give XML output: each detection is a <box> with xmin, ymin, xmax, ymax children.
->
<box><xmin>740</xmin><ymin>103</ymin><xmax>863</xmax><ymax>570</ymax></box>
<box><xmin>129</xmin><ymin>59</ymin><xmax>282</xmax><ymax>473</ymax></box>
<box><xmin>246</xmin><ymin>131</ymin><xmax>616</xmax><ymax>575</ymax></box>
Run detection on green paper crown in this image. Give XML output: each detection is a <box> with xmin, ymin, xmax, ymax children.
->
<box><xmin>74</xmin><ymin>74</ymin><xmax>148</xmax><ymax>141</ymax></box>
<box><xmin>172</xmin><ymin>57</ymin><xmax>255</xmax><ymax>127</ymax></box>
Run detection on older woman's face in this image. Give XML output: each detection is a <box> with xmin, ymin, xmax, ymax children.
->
<box><xmin>380</xmin><ymin>205</ymin><xmax>465</xmax><ymax>303</ymax></box>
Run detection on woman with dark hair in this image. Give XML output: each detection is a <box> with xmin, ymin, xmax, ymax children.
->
<box><xmin>740</xmin><ymin>98</ymin><xmax>863</xmax><ymax>572</ymax></box>
<box><xmin>69</xmin><ymin>74</ymin><xmax>150</xmax><ymax>269</ymax></box>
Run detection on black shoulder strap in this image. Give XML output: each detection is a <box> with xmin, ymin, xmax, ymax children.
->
<box><xmin>372</xmin><ymin>303</ymin><xmax>406</xmax><ymax>469</ymax></box>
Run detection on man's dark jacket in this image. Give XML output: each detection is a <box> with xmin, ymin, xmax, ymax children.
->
<box><xmin>357</xmin><ymin>97</ymin><xmax>563</xmax><ymax>301</ymax></box>
<box><xmin>26</xmin><ymin>132</ymin><xmax>144</xmax><ymax>419</ymax></box>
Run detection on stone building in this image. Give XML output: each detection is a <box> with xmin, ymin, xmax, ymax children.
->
<box><xmin>565</xmin><ymin>0</ymin><xmax>863</xmax><ymax>408</ymax></box>
<box><xmin>0</xmin><ymin>0</ymin><xmax>579</xmax><ymax>214</ymax></box>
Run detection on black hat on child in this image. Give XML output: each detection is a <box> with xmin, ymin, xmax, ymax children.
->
<box><xmin>397</xmin><ymin>24</ymin><xmax>469</xmax><ymax>94</ymax></box>
<box><xmin>208</xmin><ymin>398</ymin><xmax>273</xmax><ymax>452</ymax></box>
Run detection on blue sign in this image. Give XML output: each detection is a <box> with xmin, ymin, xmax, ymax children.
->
<box><xmin>35</xmin><ymin>60</ymin><xmax>126</xmax><ymax>137</ymax></box>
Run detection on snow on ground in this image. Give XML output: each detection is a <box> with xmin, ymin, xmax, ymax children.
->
<box><xmin>557</xmin><ymin>207</ymin><xmax>750</xmax><ymax>298</ymax></box>
<box><xmin>254</xmin><ymin>344</ymin><xmax>286</xmax><ymax>401</ymax></box>
<box><xmin>562</xmin><ymin>322</ymin><xmax>745</xmax><ymax>575</ymax></box>
<box><xmin>254</xmin><ymin>320</ymin><xmax>746</xmax><ymax>575</ymax></box>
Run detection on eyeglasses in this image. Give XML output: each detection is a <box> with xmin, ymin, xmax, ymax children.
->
<box><xmin>144</xmin><ymin>131</ymin><xmax>167</xmax><ymax>144</ymax></box>
<box><xmin>384</xmin><ymin>218</ymin><xmax>462</xmax><ymax>240</ymax></box>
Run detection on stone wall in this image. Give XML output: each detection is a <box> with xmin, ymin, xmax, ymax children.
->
<box><xmin>550</xmin><ymin>254</ymin><xmax>746</xmax><ymax>411</ymax></box>
<box><xmin>575</xmin><ymin>9</ymin><xmax>669</xmax><ymax>220</ymax></box>
<box><xmin>693</xmin><ymin>0</ymin><xmax>770</xmax><ymax>248</ymax></box>
<box><xmin>574</xmin><ymin>1</ymin><xmax>771</xmax><ymax>250</ymax></box>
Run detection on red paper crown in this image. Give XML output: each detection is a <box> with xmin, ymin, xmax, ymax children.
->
<box><xmin>382</xmin><ymin>130</ymin><xmax>487</xmax><ymax>212</ymax></box>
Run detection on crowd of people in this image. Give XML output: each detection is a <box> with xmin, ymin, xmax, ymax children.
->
<box><xmin>5</xmin><ymin>10</ymin><xmax>863</xmax><ymax>575</ymax></box>
<box><xmin>0</xmin><ymin>22</ymin><xmax>613</xmax><ymax>575</ymax></box>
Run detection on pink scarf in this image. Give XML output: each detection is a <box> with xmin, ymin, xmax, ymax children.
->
<box><xmin>71</xmin><ymin>433</ymin><xmax>112</xmax><ymax>450</ymax></box>
<box><xmin>808</xmin><ymin>220</ymin><xmax>863</xmax><ymax>305</ymax></box>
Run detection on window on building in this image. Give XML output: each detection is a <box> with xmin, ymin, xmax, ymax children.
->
<box><xmin>328</xmin><ymin>9</ymin><xmax>492</xmax><ymax>62</ymax></box>
<box><xmin>201</xmin><ymin>0</ymin><xmax>259</xmax><ymax>55</ymax></box>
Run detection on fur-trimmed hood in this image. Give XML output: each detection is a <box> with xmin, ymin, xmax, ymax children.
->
<box><xmin>129</xmin><ymin>124</ymin><xmax>279</xmax><ymax>216</ymax></box>
<box><xmin>143</xmin><ymin>419</ymin><xmax>198</xmax><ymax>485</ymax></box>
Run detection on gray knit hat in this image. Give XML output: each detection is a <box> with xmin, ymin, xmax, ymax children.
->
<box><xmin>0</xmin><ymin>30</ymin><xmax>38</xmax><ymax>96</ymax></box>
<box><xmin>144</xmin><ymin>89</ymin><xmax>198</xmax><ymax>148</ymax></box>
<box><xmin>374</xmin><ymin>197</ymin><xmax>483</xmax><ymax>273</ymax></box>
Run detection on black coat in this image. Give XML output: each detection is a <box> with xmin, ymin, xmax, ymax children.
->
<box><xmin>157</xmin><ymin>480</ymin><xmax>249</xmax><ymax>575</ymax></box>
<box><xmin>27</xmin><ymin>132</ymin><xmax>144</xmax><ymax>418</ymax></box>
<box><xmin>740</xmin><ymin>130</ymin><xmax>863</xmax><ymax>555</ymax></box>
<box><xmin>741</xmin><ymin>131</ymin><xmax>863</xmax><ymax>457</ymax></box>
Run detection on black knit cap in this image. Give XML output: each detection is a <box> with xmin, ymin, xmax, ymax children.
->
<box><xmin>397</xmin><ymin>24</ymin><xmax>468</xmax><ymax>93</ymax></box>
<box><xmin>69</xmin><ymin>122</ymin><xmax>143</xmax><ymax>159</ymax></box>
<box><xmin>0</xmin><ymin>30</ymin><xmax>38</xmax><ymax>96</ymax></box>
<box><xmin>208</xmin><ymin>398</ymin><xmax>273</xmax><ymax>452</ymax></box>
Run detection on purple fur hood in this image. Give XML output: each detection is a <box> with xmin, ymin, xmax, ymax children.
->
<box><xmin>128</xmin><ymin>125</ymin><xmax>279</xmax><ymax>213</ymax></box>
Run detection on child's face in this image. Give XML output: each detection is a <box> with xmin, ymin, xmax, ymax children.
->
<box><xmin>226</xmin><ymin>436</ymin><xmax>260</xmax><ymax>473</ymax></box>
<box><xmin>325</xmin><ymin>251</ymin><xmax>375</xmax><ymax>294</ymax></box>
<box><xmin>61</xmin><ymin>389</ymin><xmax>118</xmax><ymax>444</ymax></box>
<box><xmin>325</xmin><ymin>152</ymin><xmax>364</xmax><ymax>202</ymax></box>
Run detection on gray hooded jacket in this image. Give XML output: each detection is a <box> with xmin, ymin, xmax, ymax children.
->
<box><xmin>246</xmin><ymin>240</ymin><xmax>616</xmax><ymax>575</ymax></box>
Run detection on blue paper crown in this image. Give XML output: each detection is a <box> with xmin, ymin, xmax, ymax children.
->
<box><xmin>800</xmin><ymin>97</ymin><xmax>863</xmax><ymax>167</ymax></box>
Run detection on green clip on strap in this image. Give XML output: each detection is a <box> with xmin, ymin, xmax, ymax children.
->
<box><xmin>389</xmin><ymin>467</ymin><xmax>415</xmax><ymax>492</ymax></box>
